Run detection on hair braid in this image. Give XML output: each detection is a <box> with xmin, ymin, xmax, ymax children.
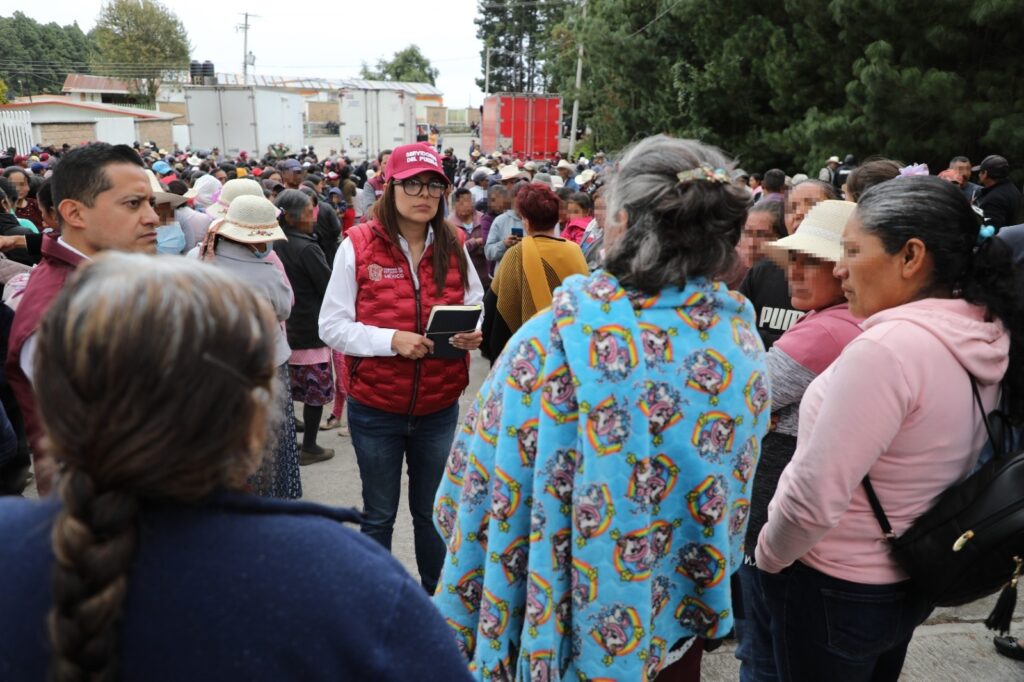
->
<box><xmin>48</xmin><ymin>467</ymin><xmax>139</xmax><ymax>682</ymax></box>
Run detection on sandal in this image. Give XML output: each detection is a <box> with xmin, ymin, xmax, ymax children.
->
<box><xmin>321</xmin><ymin>415</ymin><xmax>342</xmax><ymax>431</ymax></box>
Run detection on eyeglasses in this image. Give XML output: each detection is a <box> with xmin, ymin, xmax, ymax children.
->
<box><xmin>396</xmin><ymin>178</ymin><xmax>446</xmax><ymax>198</ymax></box>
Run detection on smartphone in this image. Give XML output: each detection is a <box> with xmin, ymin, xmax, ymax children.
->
<box><xmin>511</xmin><ymin>227</ymin><xmax>524</xmax><ymax>238</ymax></box>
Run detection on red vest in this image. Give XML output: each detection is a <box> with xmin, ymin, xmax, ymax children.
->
<box><xmin>6</xmin><ymin>236</ymin><xmax>87</xmax><ymax>495</ymax></box>
<box><xmin>345</xmin><ymin>220</ymin><xmax>470</xmax><ymax>415</ymax></box>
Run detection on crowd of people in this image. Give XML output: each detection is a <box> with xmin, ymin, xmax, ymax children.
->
<box><xmin>0</xmin><ymin>132</ymin><xmax>1020</xmax><ymax>682</ymax></box>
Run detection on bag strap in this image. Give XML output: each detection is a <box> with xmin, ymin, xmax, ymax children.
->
<box><xmin>862</xmin><ymin>372</ymin><xmax>994</xmax><ymax>541</ymax></box>
<box><xmin>970</xmin><ymin>374</ymin><xmax>999</xmax><ymax>455</ymax></box>
<box><xmin>861</xmin><ymin>476</ymin><xmax>896</xmax><ymax>540</ymax></box>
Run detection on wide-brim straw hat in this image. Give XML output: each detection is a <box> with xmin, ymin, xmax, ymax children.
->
<box><xmin>145</xmin><ymin>170</ymin><xmax>193</xmax><ymax>209</ymax></box>
<box><xmin>575</xmin><ymin>169</ymin><xmax>597</xmax><ymax>186</ymax></box>
<box><xmin>499</xmin><ymin>164</ymin><xmax>521</xmax><ymax>181</ymax></box>
<box><xmin>764</xmin><ymin>199</ymin><xmax>857</xmax><ymax>266</ymax></box>
<box><xmin>214</xmin><ymin>194</ymin><xmax>287</xmax><ymax>244</ymax></box>
<box><xmin>207</xmin><ymin>178</ymin><xmax>265</xmax><ymax>220</ymax></box>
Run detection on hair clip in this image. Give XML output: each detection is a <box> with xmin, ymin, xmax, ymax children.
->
<box><xmin>898</xmin><ymin>163</ymin><xmax>930</xmax><ymax>177</ymax></box>
<box><xmin>677</xmin><ymin>164</ymin><xmax>731</xmax><ymax>187</ymax></box>
<box><xmin>202</xmin><ymin>352</ymin><xmax>254</xmax><ymax>387</ymax></box>
<box><xmin>977</xmin><ymin>224</ymin><xmax>996</xmax><ymax>245</ymax></box>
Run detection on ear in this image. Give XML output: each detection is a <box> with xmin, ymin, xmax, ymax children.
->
<box><xmin>57</xmin><ymin>198</ymin><xmax>88</xmax><ymax>232</ymax></box>
<box><xmin>900</xmin><ymin>237</ymin><xmax>929</xmax><ymax>279</ymax></box>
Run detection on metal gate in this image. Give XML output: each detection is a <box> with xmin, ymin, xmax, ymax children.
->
<box><xmin>0</xmin><ymin>111</ymin><xmax>33</xmax><ymax>154</ymax></box>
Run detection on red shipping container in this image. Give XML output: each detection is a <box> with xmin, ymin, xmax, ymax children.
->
<box><xmin>481</xmin><ymin>93</ymin><xmax>562</xmax><ymax>160</ymax></box>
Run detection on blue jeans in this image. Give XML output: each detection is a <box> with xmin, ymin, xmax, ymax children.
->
<box><xmin>759</xmin><ymin>562</ymin><xmax>932</xmax><ymax>682</ymax></box>
<box><xmin>735</xmin><ymin>562</ymin><xmax>779</xmax><ymax>682</ymax></box>
<box><xmin>347</xmin><ymin>399</ymin><xmax>460</xmax><ymax>594</ymax></box>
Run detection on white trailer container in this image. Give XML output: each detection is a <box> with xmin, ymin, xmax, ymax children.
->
<box><xmin>184</xmin><ymin>85</ymin><xmax>304</xmax><ymax>156</ymax></box>
<box><xmin>338</xmin><ymin>88</ymin><xmax>416</xmax><ymax>163</ymax></box>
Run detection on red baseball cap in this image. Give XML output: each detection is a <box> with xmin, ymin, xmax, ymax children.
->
<box><xmin>384</xmin><ymin>143</ymin><xmax>449</xmax><ymax>185</ymax></box>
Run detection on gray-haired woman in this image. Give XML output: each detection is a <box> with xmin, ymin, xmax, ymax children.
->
<box><xmin>274</xmin><ymin>189</ymin><xmax>335</xmax><ymax>464</ymax></box>
<box><xmin>433</xmin><ymin>135</ymin><xmax>770</xmax><ymax>681</ymax></box>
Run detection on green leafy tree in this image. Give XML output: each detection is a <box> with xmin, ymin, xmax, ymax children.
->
<box><xmin>91</xmin><ymin>0</ymin><xmax>190</xmax><ymax>103</ymax></box>
<box><xmin>476</xmin><ymin>0</ymin><xmax>567</xmax><ymax>94</ymax></box>
<box><xmin>360</xmin><ymin>45</ymin><xmax>439</xmax><ymax>85</ymax></box>
<box><xmin>543</xmin><ymin>0</ymin><xmax>1024</xmax><ymax>181</ymax></box>
<box><xmin>0</xmin><ymin>12</ymin><xmax>96</xmax><ymax>97</ymax></box>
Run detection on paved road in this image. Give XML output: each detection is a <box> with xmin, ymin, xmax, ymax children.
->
<box><xmin>303</xmin><ymin>350</ymin><xmax>1024</xmax><ymax>681</ymax></box>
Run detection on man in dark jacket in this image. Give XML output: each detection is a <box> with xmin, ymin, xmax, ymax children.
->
<box><xmin>975</xmin><ymin>155</ymin><xmax>1022</xmax><ymax>228</ymax></box>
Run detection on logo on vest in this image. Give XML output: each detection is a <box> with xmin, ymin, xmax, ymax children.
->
<box><xmin>368</xmin><ymin>263</ymin><xmax>405</xmax><ymax>281</ymax></box>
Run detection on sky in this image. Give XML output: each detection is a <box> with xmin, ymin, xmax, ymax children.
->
<box><xmin>10</xmin><ymin>1</ymin><xmax>487</xmax><ymax>106</ymax></box>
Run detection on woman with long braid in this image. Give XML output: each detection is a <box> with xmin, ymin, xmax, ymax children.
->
<box><xmin>0</xmin><ymin>254</ymin><xmax>470</xmax><ymax>681</ymax></box>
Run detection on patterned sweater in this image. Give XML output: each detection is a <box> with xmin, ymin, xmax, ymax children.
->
<box><xmin>433</xmin><ymin>271</ymin><xmax>769</xmax><ymax>680</ymax></box>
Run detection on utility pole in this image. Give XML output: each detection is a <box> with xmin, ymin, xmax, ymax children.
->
<box><xmin>568</xmin><ymin>0</ymin><xmax>586</xmax><ymax>159</ymax></box>
<box><xmin>237</xmin><ymin>13</ymin><xmax>259</xmax><ymax>85</ymax></box>
<box><xmin>484</xmin><ymin>42</ymin><xmax>491</xmax><ymax>96</ymax></box>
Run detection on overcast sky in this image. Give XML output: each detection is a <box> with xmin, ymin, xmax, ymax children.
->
<box><xmin>11</xmin><ymin>1</ymin><xmax>486</xmax><ymax>106</ymax></box>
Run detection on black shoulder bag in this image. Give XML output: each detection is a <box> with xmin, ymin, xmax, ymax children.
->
<box><xmin>862</xmin><ymin>376</ymin><xmax>1024</xmax><ymax>633</ymax></box>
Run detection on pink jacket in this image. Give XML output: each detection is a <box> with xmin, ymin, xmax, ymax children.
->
<box><xmin>756</xmin><ymin>298</ymin><xmax>1009</xmax><ymax>584</ymax></box>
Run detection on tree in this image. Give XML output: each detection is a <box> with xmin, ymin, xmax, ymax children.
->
<box><xmin>0</xmin><ymin>12</ymin><xmax>96</xmax><ymax>97</ymax></box>
<box><xmin>542</xmin><ymin>0</ymin><xmax>1024</xmax><ymax>182</ymax></box>
<box><xmin>91</xmin><ymin>0</ymin><xmax>190</xmax><ymax>103</ymax></box>
<box><xmin>360</xmin><ymin>45</ymin><xmax>439</xmax><ymax>85</ymax></box>
<box><xmin>476</xmin><ymin>0</ymin><xmax>567</xmax><ymax>94</ymax></box>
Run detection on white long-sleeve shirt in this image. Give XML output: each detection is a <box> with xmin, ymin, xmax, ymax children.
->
<box><xmin>319</xmin><ymin>227</ymin><xmax>484</xmax><ymax>357</ymax></box>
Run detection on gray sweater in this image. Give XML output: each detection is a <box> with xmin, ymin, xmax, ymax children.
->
<box><xmin>191</xmin><ymin>240</ymin><xmax>294</xmax><ymax>366</ymax></box>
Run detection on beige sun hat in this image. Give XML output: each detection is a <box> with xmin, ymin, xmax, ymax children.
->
<box><xmin>765</xmin><ymin>199</ymin><xmax>857</xmax><ymax>265</ymax></box>
<box><xmin>551</xmin><ymin>175</ymin><xmax>565</xmax><ymax>189</ymax></box>
<box><xmin>207</xmin><ymin>178</ymin><xmax>265</xmax><ymax>220</ymax></box>
<box><xmin>214</xmin><ymin>194</ymin><xmax>287</xmax><ymax>244</ymax></box>
<box><xmin>556</xmin><ymin>159</ymin><xmax>574</xmax><ymax>171</ymax></box>
<box><xmin>144</xmin><ymin>170</ymin><xmax>194</xmax><ymax>208</ymax></box>
<box><xmin>575</xmin><ymin>169</ymin><xmax>597</xmax><ymax>186</ymax></box>
<box><xmin>499</xmin><ymin>164</ymin><xmax>521</xmax><ymax>181</ymax></box>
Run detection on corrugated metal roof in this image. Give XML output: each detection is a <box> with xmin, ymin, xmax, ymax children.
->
<box><xmin>62</xmin><ymin>72</ymin><xmax>444</xmax><ymax>98</ymax></box>
<box><xmin>3</xmin><ymin>96</ymin><xmax>179</xmax><ymax>120</ymax></box>
<box><xmin>61</xmin><ymin>73</ymin><xmax>132</xmax><ymax>94</ymax></box>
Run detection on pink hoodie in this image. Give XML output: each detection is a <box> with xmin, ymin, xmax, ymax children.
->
<box><xmin>756</xmin><ymin>298</ymin><xmax>1009</xmax><ymax>584</ymax></box>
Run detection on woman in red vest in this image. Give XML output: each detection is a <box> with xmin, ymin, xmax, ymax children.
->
<box><xmin>319</xmin><ymin>143</ymin><xmax>484</xmax><ymax>593</ymax></box>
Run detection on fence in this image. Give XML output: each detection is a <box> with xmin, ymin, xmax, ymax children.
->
<box><xmin>0</xmin><ymin>111</ymin><xmax>33</xmax><ymax>154</ymax></box>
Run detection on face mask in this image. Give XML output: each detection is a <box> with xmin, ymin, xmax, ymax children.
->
<box><xmin>253</xmin><ymin>242</ymin><xmax>274</xmax><ymax>260</ymax></box>
<box><xmin>156</xmin><ymin>222</ymin><xmax>186</xmax><ymax>255</ymax></box>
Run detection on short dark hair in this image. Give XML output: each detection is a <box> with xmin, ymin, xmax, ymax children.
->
<box><xmin>0</xmin><ymin>177</ymin><xmax>15</xmax><ymax>204</ymax></box>
<box><xmin>3</xmin><ymin>167</ymin><xmax>29</xmax><ymax>183</ymax></box>
<box><xmin>748</xmin><ymin>198</ymin><xmax>786</xmax><ymax>239</ymax></box>
<box><xmin>568</xmin><ymin>191</ymin><xmax>593</xmax><ymax>213</ymax></box>
<box><xmin>453</xmin><ymin>188</ymin><xmax>472</xmax><ymax>202</ymax></box>
<box><xmin>763</xmin><ymin>168</ymin><xmax>786</xmax><ymax>193</ymax></box>
<box><xmin>845</xmin><ymin>159</ymin><xmax>901</xmax><ymax>202</ymax></box>
<box><xmin>516</xmin><ymin>184</ymin><xmax>560</xmax><ymax>231</ymax></box>
<box><xmin>950</xmin><ymin>156</ymin><xmax>970</xmax><ymax>166</ymax></box>
<box><xmin>751</xmin><ymin>172</ymin><xmax>763</xmax><ymax>182</ymax></box>
<box><xmin>377</xmin><ymin>149</ymin><xmax>392</xmax><ymax>164</ymax></box>
<box><xmin>51</xmin><ymin>143</ymin><xmax>143</xmax><ymax>218</ymax></box>
<box><xmin>37</xmin><ymin>178</ymin><xmax>53</xmax><ymax>212</ymax></box>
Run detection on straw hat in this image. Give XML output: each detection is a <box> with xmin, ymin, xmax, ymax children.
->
<box><xmin>499</xmin><ymin>164</ymin><xmax>522</xmax><ymax>181</ymax></box>
<box><xmin>144</xmin><ymin>170</ymin><xmax>194</xmax><ymax>208</ymax></box>
<box><xmin>556</xmin><ymin>159</ymin><xmax>574</xmax><ymax>171</ymax></box>
<box><xmin>764</xmin><ymin>200</ymin><xmax>857</xmax><ymax>265</ymax></box>
<box><xmin>575</xmin><ymin>169</ymin><xmax>597</xmax><ymax>187</ymax></box>
<box><xmin>214</xmin><ymin>195</ymin><xmax>287</xmax><ymax>244</ymax></box>
<box><xmin>207</xmin><ymin>178</ymin><xmax>265</xmax><ymax>220</ymax></box>
<box><xmin>551</xmin><ymin>175</ymin><xmax>565</xmax><ymax>189</ymax></box>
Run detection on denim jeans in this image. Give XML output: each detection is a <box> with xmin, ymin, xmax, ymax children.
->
<box><xmin>347</xmin><ymin>398</ymin><xmax>460</xmax><ymax>594</ymax></box>
<box><xmin>735</xmin><ymin>562</ymin><xmax>779</xmax><ymax>682</ymax></box>
<box><xmin>759</xmin><ymin>562</ymin><xmax>932</xmax><ymax>682</ymax></box>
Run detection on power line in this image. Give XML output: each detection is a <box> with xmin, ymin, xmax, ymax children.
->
<box><xmin>627</xmin><ymin>0</ymin><xmax>684</xmax><ymax>38</ymax></box>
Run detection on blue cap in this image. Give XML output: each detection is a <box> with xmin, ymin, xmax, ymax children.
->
<box><xmin>277</xmin><ymin>158</ymin><xmax>303</xmax><ymax>172</ymax></box>
<box><xmin>152</xmin><ymin>160</ymin><xmax>172</xmax><ymax>175</ymax></box>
